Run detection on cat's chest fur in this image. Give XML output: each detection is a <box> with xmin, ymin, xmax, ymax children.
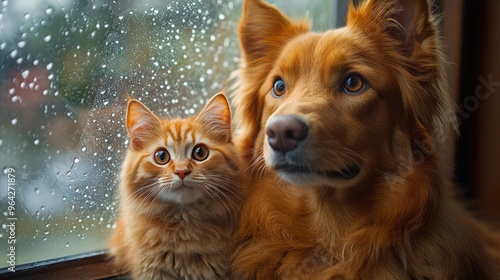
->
<box><xmin>127</xmin><ymin>207</ymin><xmax>233</xmax><ymax>279</ymax></box>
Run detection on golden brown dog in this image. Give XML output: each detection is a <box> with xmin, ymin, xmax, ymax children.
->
<box><xmin>231</xmin><ymin>0</ymin><xmax>500</xmax><ymax>279</ymax></box>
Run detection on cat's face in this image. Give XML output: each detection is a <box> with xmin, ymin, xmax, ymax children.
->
<box><xmin>121</xmin><ymin>94</ymin><xmax>242</xmax><ymax>207</ymax></box>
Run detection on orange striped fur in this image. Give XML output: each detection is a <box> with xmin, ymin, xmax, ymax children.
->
<box><xmin>109</xmin><ymin>93</ymin><xmax>246</xmax><ymax>279</ymax></box>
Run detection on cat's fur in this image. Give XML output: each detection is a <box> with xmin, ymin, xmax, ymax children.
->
<box><xmin>230</xmin><ymin>0</ymin><xmax>500</xmax><ymax>279</ymax></box>
<box><xmin>109</xmin><ymin>93</ymin><xmax>245</xmax><ymax>279</ymax></box>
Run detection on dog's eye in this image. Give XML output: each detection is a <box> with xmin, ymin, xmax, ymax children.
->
<box><xmin>272</xmin><ymin>78</ymin><xmax>286</xmax><ymax>97</ymax></box>
<box><xmin>342</xmin><ymin>74</ymin><xmax>365</xmax><ymax>94</ymax></box>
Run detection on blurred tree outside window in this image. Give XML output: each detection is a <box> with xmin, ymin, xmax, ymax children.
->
<box><xmin>0</xmin><ymin>0</ymin><xmax>337</xmax><ymax>267</ymax></box>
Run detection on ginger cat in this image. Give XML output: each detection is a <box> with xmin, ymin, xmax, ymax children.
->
<box><xmin>109</xmin><ymin>93</ymin><xmax>245</xmax><ymax>279</ymax></box>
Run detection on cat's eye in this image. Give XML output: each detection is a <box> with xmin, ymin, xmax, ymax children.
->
<box><xmin>192</xmin><ymin>144</ymin><xmax>209</xmax><ymax>161</ymax></box>
<box><xmin>272</xmin><ymin>78</ymin><xmax>286</xmax><ymax>97</ymax></box>
<box><xmin>154</xmin><ymin>148</ymin><xmax>170</xmax><ymax>165</ymax></box>
<box><xmin>342</xmin><ymin>74</ymin><xmax>366</xmax><ymax>94</ymax></box>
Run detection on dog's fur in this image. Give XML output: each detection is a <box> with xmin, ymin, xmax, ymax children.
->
<box><xmin>230</xmin><ymin>0</ymin><xmax>500</xmax><ymax>279</ymax></box>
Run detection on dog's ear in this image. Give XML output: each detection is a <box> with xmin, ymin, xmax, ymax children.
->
<box><xmin>238</xmin><ymin>0</ymin><xmax>310</xmax><ymax>67</ymax></box>
<box><xmin>348</xmin><ymin>0</ymin><xmax>456</xmax><ymax>143</ymax></box>
<box><xmin>348</xmin><ymin>0</ymin><xmax>433</xmax><ymax>53</ymax></box>
<box><xmin>382</xmin><ymin>0</ymin><xmax>432</xmax><ymax>48</ymax></box>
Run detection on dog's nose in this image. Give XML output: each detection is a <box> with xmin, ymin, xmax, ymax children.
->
<box><xmin>266</xmin><ymin>115</ymin><xmax>308</xmax><ymax>153</ymax></box>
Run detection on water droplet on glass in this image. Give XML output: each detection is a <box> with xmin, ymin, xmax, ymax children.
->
<box><xmin>35</xmin><ymin>187</ymin><xmax>40</xmax><ymax>194</ymax></box>
<box><xmin>18</xmin><ymin>41</ymin><xmax>26</xmax><ymax>48</ymax></box>
<box><xmin>0</xmin><ymin>42</ymin><xmax>6</xmax><ymax>49</ymax></box>
<box><xmin>10</xmin><ymin>49</ymin><xmax>18</xmax><ymax>58</ymax></box>
<box><xmin>41</xmin><ymin>206</ymin><xmax>45</xmax><ymax>211</ymax></box>
<box><xmin>103</xmin><ymin>100</ymin><xmax>109</xmax><ymax>106</ymax></box>
<box><xmin>11</xmin><ymin>118</ymin><xmax>18</xmax><ymax>125</ymax></box>
<box><xmin>22</xmin><ymin>70</ymin><xmax>29</xmax><ymax>79</ymax></box>
<box><xmin>81</xmin><ymin>147</ymin><xmax>87</xmax><ymax>152</ymax></box>
<box><xmin>45</xmin><ymin>8</ymin><xmax>53</xmax><ymax>15</ymax></box>
<box><xmin>24</xmin><ymin>13</ymin><xmax>31</xmax><ymax>20</ymax></box>
<box><xmin>34</xmin><ymin>139</ymin><xmax>40</xmax><ymax>145</ymax></box>
<box><xmin>218</xmin><ymin>14</ymin><xmax>225</xmax><ymax>20</ymax></box>
<box><xmin>66</xmin><ymin>242</ymin><xmax>70</xmax><ymax>248</ymax></box>
<box><xmin>46</xmin><ymin>62</ymin><xmax>53</xmax><ymax>70</ymax></box>
<box><xmin>44</xmin><ymin>35</ymin><xmax>52</xmax><ymax>42</ymax></box>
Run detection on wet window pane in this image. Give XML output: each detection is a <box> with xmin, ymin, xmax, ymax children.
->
<box><xmin>0</xmin><ymin>0</ymin><xmax>337</xmax><ymax>267</ymax></box>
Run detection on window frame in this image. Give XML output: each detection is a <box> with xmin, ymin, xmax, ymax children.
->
<box><xmin>0</xmin><ymin>250</ymin><xmax>120</xmax><ymax>279</ymax></box>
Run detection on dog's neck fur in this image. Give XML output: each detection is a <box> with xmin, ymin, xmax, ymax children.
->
<box><xmin>303</xmin><ymin>123</ymin><xmax>443</xmax><ymax>245</ymax></box>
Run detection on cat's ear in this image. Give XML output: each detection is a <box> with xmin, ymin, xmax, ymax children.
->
<box><xmin>195</xmin><ymin>93</ymin><xmax>232</xmax><ymax>143</ymax></box>
<box><xmin>126</xmin><ymin>98</ymin><xmax>162</xmax><ymax>150</ymax></box>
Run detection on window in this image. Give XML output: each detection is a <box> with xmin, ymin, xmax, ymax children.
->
<box><xmin>0</xmin><ymin>0</ymin><xmax>338</xmax><ymax>274</ymax></box>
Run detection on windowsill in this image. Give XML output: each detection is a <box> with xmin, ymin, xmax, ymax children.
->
<box><xmin>0</xmin><ymin>250</ymin><xmax>127</xmax><ymax>279</ymax></box>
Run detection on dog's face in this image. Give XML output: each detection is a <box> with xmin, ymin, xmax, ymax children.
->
<box><xmin>234</xmin><ymin>0</ymin><xmax>455</xmax><ymax>188</ymax></box>
<box><xmin>261</xmin><ymin>30</ymin><xmax>399</xmax><ymax>187</ymax></box>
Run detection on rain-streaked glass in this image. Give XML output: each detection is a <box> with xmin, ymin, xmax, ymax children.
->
<box><xmin>0</xmin><ymin>0</ymin><xmax>336</xmax><ymax>267</ymax></box>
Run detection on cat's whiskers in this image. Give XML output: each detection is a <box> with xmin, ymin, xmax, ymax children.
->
<box><xmin>253</xmin><ymin>146</ymin><xmax>269</xmax><ymax>178</ymax></box>
<box><xmin>140</xmin><ymin>187</ymin><xmax>162</xmax><ymax>218</ymax></box>
<box><xmin>145</xmin><ymin>184</ymin><xmax>172</xmax><ymax>218</ymax></box>
<box><xmin>134</xmin><ymin>182</ymin><xmax>165</xmax><ymax>215</ymax></box>
<box><xmin>115</xmin><ymin>180</ymin><xmax>159</xmax><ymax>212</ymax></box>
<box><xmin>200</xmin><ymin>180</ymin><xmax>240</xmax><ymax>219</ymax></box>
<box><xmin>195</xmin><ymin>182</ymin><xmax>237</xmax><ymax>223</ymax></box>
<box><xmin>118</xmin><ymin>178</ymin><xmax>175</xmax><ymax>217</ymax></box>
<box><xmin>202</xmin><ymin>174</ymin><xmax>244</xmax><ymax>198</ymax></box>
<box><xmin>254</xmin><ymin>156</ymin><xmax>268</xmax><ymax>180</ymax></box>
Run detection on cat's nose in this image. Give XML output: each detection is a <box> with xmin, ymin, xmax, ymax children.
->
<box><xmin>174</xmin><ymin>168</ymin><xmax>191</xmax><ymax>180</ymax></box>
<box><xmin>266</xmin><ymin>115</ymin><xmax>308</xmax><ymax>154</ymax></box>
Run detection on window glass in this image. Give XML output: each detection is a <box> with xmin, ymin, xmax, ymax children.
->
<box><xmin>0</xmin><ymin>0</ymin><xmax>337</xmax><ymax>267</ymax></box>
